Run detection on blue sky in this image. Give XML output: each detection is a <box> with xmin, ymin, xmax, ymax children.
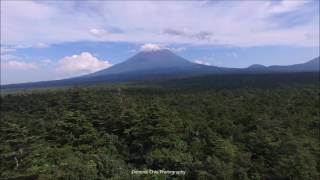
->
<box><xmin>1</xmin><ymin>0</ymin><xmax>319</xmax><ymax>84</ymax></box>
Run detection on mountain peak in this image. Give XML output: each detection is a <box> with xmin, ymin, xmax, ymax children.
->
<box><xmin>130</xmin><ymin>49</ymin><xmax>183</xmax><ymax>62</ymax></box>
<box><xmin>89</xmin><ymin>48</ymin><xmax>195</xmax><ymax>77</ymax></box>
<box><xmin>139</xmin><ymin>43</ymin><xmax>165</xmax><ymax>52</ymax></box>
<box><xmin>137</xmin><ymin>48</ymin><xmax>172</xmax><ymax>55</ymax></box>
<box><xmin>133</xmin><ymin>49</ymin><xmax>179</xmax><ymax>61</ymax></box>
<box><xmin>248</xmin><ymin>64</ymin><xmax>266</xmax><ymax>69</ymax></box>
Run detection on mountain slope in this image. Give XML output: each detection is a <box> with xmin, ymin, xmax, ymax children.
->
<box><xmin>1</xmin><ymin>51</ymin><xmax>319</xmax><ymax>90</ymax></box>
<box><xmin>91</xmin><ymin>49</ymin><xmax>195</xmax><ymax>76</ymax></box>
<box><xmin>268</xmin><ymin>57</ymin><xmax>319</xmax><ymax>72</ymax></box>
<box><xmin>88</xmin><ymin>49</ymin><xmax>234</xmax><ymax>77</ymax></box>
<box><xmin>244</xmin><ymin>57</ymin><xmax>320</xmax><ymax>73</ymax></box>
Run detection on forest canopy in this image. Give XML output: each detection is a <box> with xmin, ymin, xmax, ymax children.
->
<box><xmin>0</xmin><ymin>73</ymin><xmax>319</xmax><ymax>179</ymax></box>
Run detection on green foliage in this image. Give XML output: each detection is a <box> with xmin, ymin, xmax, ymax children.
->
<box><xmin>1</xmin><ymin>78</ymin><xmax>319</xmax><ymax>179</ymax></box>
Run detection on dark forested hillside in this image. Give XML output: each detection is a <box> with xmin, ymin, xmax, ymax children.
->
<box><xmin>0</xmin><ymin>73</ymin><xmax>319</xmax><ymax>180</ymax></box>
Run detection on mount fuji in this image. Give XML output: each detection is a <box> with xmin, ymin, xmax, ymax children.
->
<box><xmin>1</xmin><ymin>49</ymin><xmax>319</xmax><ymax>90</ymax></box>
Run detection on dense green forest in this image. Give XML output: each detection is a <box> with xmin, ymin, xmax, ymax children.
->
<box><xmin>1</xmin><ymin>73</ymin><xmax>319</xmax><ymax>179</ymax></box>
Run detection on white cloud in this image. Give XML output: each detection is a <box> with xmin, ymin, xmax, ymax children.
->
<box><xmin>34</xmin><ymin>42</ymin><xmax>49</xmax><ymax>48</ymax></box>
<box><xmin>2</xmin><ymin>60</ymin><xmax>39</xmax><ymax>70</ymax></box>
<box><xmin>1</xmin><ymin>47</ymin><xmax>16</xmax><ymax>54</ymax></box>
<box><xmin>56</xmin><ymin>52</ymin><xmax>112</xmax><ymax>77</ymax></box>
<box><xmin>194</xmin><ymin>60</ymin><xmax>211</xmax><ymax>66</ymax></box>
<box><xmin>139</xmin><ymin>43</ymin><xmax>186</xmax><ymax>53</ymax></box>
<box><xmin>268</xmin><ymin>1</ymin><xmax>307</xmax><ymax>14</ymax></box>
<box><xmin>1</xmin><ymin>52</ymin><xmax>113</xmax><ymax>84</ymax></box>
<box><xmin>1</xmin><ymin>0</ymin><xmax>318</xmax><ymax>47</ymax></box>
<box><xmin>168</xmin><ymin>47</ymin><xmax>186</xmax><ymax>52</ymax></box>
<box><xmin>89</xmin><ymin>28</ymin><xmax>108</xmax><ymax>37</ymax></box>
<box><xmin>2</xmin><ymin>43</ymin><xmax>49</xmax><ymax>51</ymax></box>
<box><xmin>1</xmin><ymin>58</ymin><xmax>54</xmax><ymax>84</ymax></box>
<box><xmin>140</xmin><ymin>43</ymin><xmax>163</xmax><ymax>52</ymax></box>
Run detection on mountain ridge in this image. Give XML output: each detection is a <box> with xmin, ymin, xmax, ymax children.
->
<box><xmin>1</xmin><ymin>50</ymin><xmax>319</xmax><ymax>89</ymax></box>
